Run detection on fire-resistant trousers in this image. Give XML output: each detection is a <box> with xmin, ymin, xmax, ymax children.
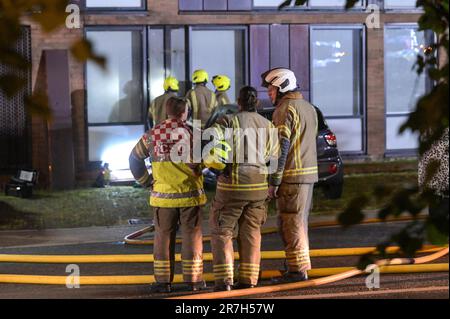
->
<box><xmin>153</xmin><ymin>206</ymin><xmax>203</xmax><ymax>284</ymax></box>
<box><xmin>209</xmin><ymin>197</ymin><xmax>268</xmax><ymax>286</ymax></box>
<box><xmin>276</xmin><ymin>183</ymin><xmax>314</xmax><ymax>272</ymax></box>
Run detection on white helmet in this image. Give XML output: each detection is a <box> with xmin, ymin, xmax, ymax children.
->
<box><xmin>261</xmin><ymin>68</ymin><xmax>298</xmax><ymax>93</ymax></box>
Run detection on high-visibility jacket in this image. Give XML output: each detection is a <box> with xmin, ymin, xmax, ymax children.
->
<box><xmin>129</xmin><ymin>118</ymin><xmax>207</xmax><ymax>208</ymax></box>
<box><xmin>216</xmin><ymin>91</ymin><xmax>231</xmax><ymax>107</ymax></box>
<box><xmin>186</xmin><ymin>85</ymin><xmax>218</xmax><ymax>128</ymax></box>
<box><xmin>148</xmin><ymin>91</ymin><xmax>177</xmax><ymax>127</ymax></box>
<box><xmin>211</xmin><ymin>111</ymin><xmax>279</xmax><ymax>201</ymax></box>
<box><xmin>271</xmin><ymin>91</ymin><xmax>318</xmax><ymax>185</ymax></box>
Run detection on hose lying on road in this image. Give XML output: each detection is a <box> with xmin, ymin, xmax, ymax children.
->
<box><xmin>124</xmin><ymin>215</ymin><xmax>428</xmax><ymax>245</ymax></box>
<box><xmin>169</xmin><ymin>247</ymin><xmax>449</xmax><ymax>299</ymax></box>
<box><xmin>0</xmin><ymin>246</ymin><xmax>444</xmax><ymax>264</ymax></box>
<box><xmin>0</xmin><ymin>263</ymin><xmax>447</xmax><ymax>285</ymax></box>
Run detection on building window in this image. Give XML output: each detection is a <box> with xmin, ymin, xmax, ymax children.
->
<box><xmin>384</xmin><ymin>0</ymin><xmax>418</xmax><ymax>10</ymax></box>
<box><xmin>253</xmin><ymin>0</ymin><xmax>364</xmax><ymax>9</ymax></box>
<box><xmin>385</xmin><ymin>25</ymin><xmax>432</xmax><ymax>152</ymax></box>
<box><xmin>84</xmin><ymin>0</ymin><xmax>146</xmax><ymax>10</ymax></box>
<box><xmin>148</xmin><ymin>27</ymin><xmax>187</xmax><ymax>102</ymax></box>
<box><xmin>310</xmin><ymin>26</ymin><xmax>365</xmax><ymax>153</ymax></box>
<box><xmin>190</xmin><ymin>27</ymin><xmax>247</xmax><ymax>103</ymax></box>
<box><xmin>86</xmin><ymin>28</ymin><xmax>144</xmax><ymax>169</ymax></box>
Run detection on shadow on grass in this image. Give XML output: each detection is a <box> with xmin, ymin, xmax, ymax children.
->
<box><xmin>0</xmin><ymin>200</ymin><xmax>43</xmax><ymax>230</ymax></box>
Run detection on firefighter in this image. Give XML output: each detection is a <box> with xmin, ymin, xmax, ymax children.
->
<box><xmin>148</xmin><ymin>76</ymin><xmax>179</xmax><ymax>128</ymax></box>
<box><xmin>207</xmin><ymin>86</ymin><xmax>278</xmax><ymax>291</ymax></box>
<box><xmin>186</xmin><ymin>69</ymin><xmax>218</xmax><ymax>128</ymax></box>
<box><xmin>212</xmin><ymin>75</ymin><xmax>232</xmax><ymax>107</ymax></box>
<box><xmin>261</xmin><ymin>68</ymin><xmax>318</xmax><ymax>283</ymax></box>
<box><xmin>129</xmin><ymin>97</ymin><xmax>207</xmax><ymax>293</ymax></box>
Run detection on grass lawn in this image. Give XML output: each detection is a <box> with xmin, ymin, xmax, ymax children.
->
<box><xmin>0</xmin><ymin>172</ymin><xmax>418</xmax><ymax>230</ymax></box>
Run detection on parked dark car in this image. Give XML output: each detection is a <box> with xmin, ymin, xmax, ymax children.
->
<box><xmin>202</xmin><ymin>104</ymin><xmax>344</xmax><ymax>199</ymax></box>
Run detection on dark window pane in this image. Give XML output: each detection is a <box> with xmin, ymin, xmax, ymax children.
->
<box><xmin>191</xmin><ymin>29</ymin><xmax>246</xmax><ymax>102</ymax></box>
<box><xmin>86</xmin><ymin>30</ymin><xmax>143</xmax><ymax>124</ymax></box>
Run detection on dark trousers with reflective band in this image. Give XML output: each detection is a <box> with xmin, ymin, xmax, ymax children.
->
<box><xmin>276</xmin><ymin>183</ymin><xmax>314</xmax><ymax>272</ymax></box>
<box><xmin>153</xmin><ymin>206</ymin><xmax>203</xmax><ymax>283</ymax></box>
<box><xmin>209</xmin><ymin>196</ymin><xmax>267</xmax><ymax>286</ymax></box>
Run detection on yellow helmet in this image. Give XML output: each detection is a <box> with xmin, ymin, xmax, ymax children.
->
<box><xmin>204</xmin><ymin>141</ymin><xmax>232</xmax><ymax>171</ymax></box>
<box><xmin>212</xmin><ymin>75</ymin><xmax>231</xmax><ymax>92</ymax></box>
<box><xmin>163</xmin><ymin>76</ymin><xmax>179</xmax><ymax>92</ymax></box>
<box><xmin>192</xmin><ymin>69</ymin><xmax>209</xmax><ymax>84</ymax></box>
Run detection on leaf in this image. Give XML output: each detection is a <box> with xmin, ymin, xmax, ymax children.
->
<box><xmin>391</xmin><ymin>228</ymin><xmax>424</xmax><ymax>257</ymax></box>
<box><xmin>278</xmin><ymin>0</ymin><xmax>293</xmax><ymax>9</ymax></box>
<box><xmin>29</xmin><ymin>0</ymin><xmax>70</xmax><ymax>32</ymax></box>
<box><xmin>0</xmin><ymin>74</ymin><xmax>27</xmax><ymax>98</ymax></box>
<box><xmin>357</xmin><ymin>253</ymin><xmax>375</xmax><ymax>270</ymax></box>
<box><xmin>25</xmin><ymin>91</ymin><xmax>53</xmax><ymax>121</ymax></box>
<box><xmin>345</xmin><ymin>0</ymin><xmax>359</xmax><ymax>10</ymax></box>
<box><xmin>70</xmin><ymin>39</ymin><xmax>106</xmax><ymax>68</ymax></box>
<box><xmin>376</xmin><ymin>242</ymin><xmax>390</xmax><ymax>259</ymax></box>
<box><xmin>426</xmin><ymin>222</ymin><xmax>449</xmax><ymax>246</ymax></box>
<box><xmin>338</xmin><ymin>195</ymin><xmax>368</xmax><ymax>227</ymax></box>
<box><xmin>0</xmin><ymin>48</ymin><xmax>31</xmax><ymax>71</ymax></box>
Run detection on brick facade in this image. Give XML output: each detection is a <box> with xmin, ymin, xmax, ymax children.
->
<box><xmin>19</xmin><ymin>1</ymin><xmax>422</xmax><ymax>187</ymax></box>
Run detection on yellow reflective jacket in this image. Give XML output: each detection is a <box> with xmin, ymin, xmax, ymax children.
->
<box><xmin>148</xmin><ymin>91</ymin><xmax>177</xmax><ymax>127</ymax></box>
<box><xmin>211</xmin><ymin>111</ymin><xmax>279</xmax><ymax>201</ymax></box>
<box><xmin>129</xmin><ymin>118</ymin><xmax>206</xmax><ymax>208</ymax></box>
<box><xmin>186</xmin><ymin>85</ymin><xmax>218</xmax><ymax>128</ymax></box>
<box><xmin>271</xmin><ymin>91</ymin><xmax>319</xmax><ymax>185</ymax></box>
<box><xmin>216</xmin><ymin>91</ymin><xmax>231</xmax><ymax>107</ymax></box>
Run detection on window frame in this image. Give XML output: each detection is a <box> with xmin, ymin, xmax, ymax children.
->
<box><xmin>188</xmin><ymin>25</ymin><xmax>249</xmax><ymax>101</ymax></box>
<box><xmin>84</xmin><ymin>25</ymin><xmax>148</xmax><ymax>166</ymax></box>
<box><xmin>309</xmin><ymin>24</ymin><xmax>367</xmax><ymax>155</ymax></box>
<box><xmin>384</xmin><ymin>23</ymin><xmax>434</xmax><ymax>155</ymax></box>
<box><xmin>81</xmin><ymin>0</ymin><xmax>147</xmax><ymax>12</ymax></box>
<box><xmin>251</xmin><ymin>0</ymin><xmax>367</xmax><ymax>11</ymax></box>
<box><xmin>383</xmin><ymin>0</ymin><xmax>423</xmax><ymax>12</ymax></box>
<box><xmin>147</xmin><ymin>25</ymin><xmax>190</xmax><ymax>99</ymax></box>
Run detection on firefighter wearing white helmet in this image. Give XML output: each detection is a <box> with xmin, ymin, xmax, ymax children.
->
<box><xmin>262</xmin><ymin>67</ymin><xmax>319</xmax><ymax>283</ymax></box>
<box><xmin>186</xmin><ymin>69</ymin><xmax>218</xmax><ymax>129</ymax></box>
<box><xmin>148</xmin><ymin>76</ymin><xmax>179</xmax><ymax>128</ymax></box>
<box><xmin>212</xmin><ymin>75</ymin><xmax>232</xmax><ymax>107</ymax></box>
<box><xmin>207</xmin><ymin>86</ymin><xmax>279</xmax><ymax>291</ymax></box>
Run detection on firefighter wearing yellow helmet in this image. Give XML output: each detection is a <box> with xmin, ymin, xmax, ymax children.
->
<box><xmin>208</xmin><ymin>86</ymin><xmax>279</xmax><ymax>292</ymax></box>
<box><xmin>212</xmin><ymin>75</ymin><xmax>232</xmax><ymax>107</ymax></box>
<box><xmin>186</xmin><ymin>69</ymin><xmax>218</xmax><ymax>129</ymax></box>
<box><xmin>148</xmin><ymin>76</ymin><xmax>179</xmax><ymax>128</ymax></box>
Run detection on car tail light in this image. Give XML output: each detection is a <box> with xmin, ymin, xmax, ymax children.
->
<box><xmin>325</xmin><ymin>132</ymin><xmax>337</xmax><ymax>147</ymax></box>
<box><xmin>328</xmin><ymin>164</ymin><xmax>338</xmax><ymax>174</ymax></box>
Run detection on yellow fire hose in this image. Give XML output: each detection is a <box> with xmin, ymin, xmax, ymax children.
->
<box><xmin>169</xmin><ymin>247</ymin><xmax>449</xmax><ymax>299</ymax></box>
<box><xmin>0</xmin><ymin>263</ymin><xmax>447</xmax><ymax>285</ymax></box>
<box><xmin>124</xmin><ymin>215</ymin><xmax>428</xmax><ymax>246</ymax></box>
<box><xmin>0</xmin><ymin>245</ymin><xmax>444</xmax><ymax>264</ymax></box>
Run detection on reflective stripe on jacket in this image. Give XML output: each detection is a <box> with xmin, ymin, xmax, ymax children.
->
<box><xmin>186</xmin><ymin>85</ymin><xmax>218</xmax><ymax>128</ymax></box>
<box><xmin>148</xmin><ymin>91</ymin><xmax>177</xmax><ymax>127</ymax></box>
<box><xmin>129</xmin><ymin>118</ymin><xmax>206</xmax><ymax>208</ymax></box>
<box><xmin>271</xmin><ymin>91</ymin><xmax>318</xmax><ymax>184</ymax></box>
<box><xmin>216</xmin><ymin>91</ymin><xmax>231</xmax><ymax>107</ymax></box>
<box><xmin>212</xmin><ymin>111</ymin><xmax>279</xmax><ymax>201</ymax></box>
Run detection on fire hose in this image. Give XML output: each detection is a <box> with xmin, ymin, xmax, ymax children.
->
<box><xmin>0</xmin><ymin>263</ymin><xmax>447</xmax><ymax>285</ymax></box>
<box><xmin>124</xmin><ymin>215</ymin><xmax>428</xmax><ymax>245</ymax></box>
<box><xmin>169</xmin><ymin>247</ymin><xmax>449</xmax><ymax>299</ymax></box>
<box><xmin>0</xmin><ymin>245</ymin><xmax>444</xmax><ymax>264</ymax></box>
